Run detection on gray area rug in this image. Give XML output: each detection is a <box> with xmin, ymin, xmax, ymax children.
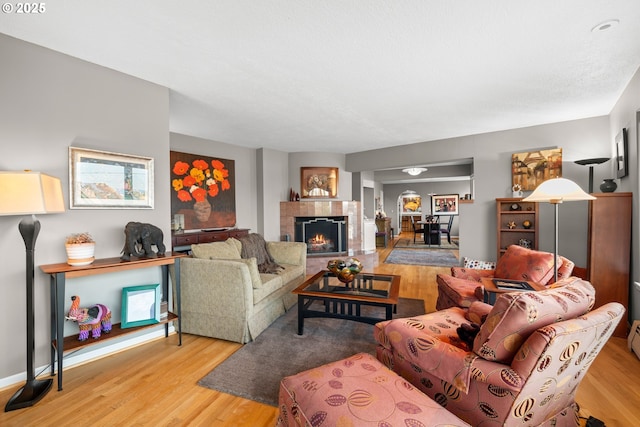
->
<box><xmin>198</xmin><ymin>298</ymin><xmax>425</xmax><ymax>407</ymax></box>
<box><xmin>384</xmin><ymin>248</ymin><xmax>459</xmax><ymax>267</ymax></box>
<box><xmin>393</xmin><ymin>237</ymin><xmax>459</xmax><ymax>250</ymax></box>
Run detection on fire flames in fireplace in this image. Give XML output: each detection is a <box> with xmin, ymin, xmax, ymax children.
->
<box><xmin>295</xmin><ymin>216</ymin><xmax>347</xmax><ymax>256</ymax></box>
<box><xmin>308</xmin><ymin>233</ymin><xmax>335</xmax><ymax>252</ymax></box>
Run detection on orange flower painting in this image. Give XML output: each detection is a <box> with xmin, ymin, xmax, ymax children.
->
<box><xmin>170</xmin><ymin>151</ymin><xmax>236</xmax><ymax>230</ymax></box>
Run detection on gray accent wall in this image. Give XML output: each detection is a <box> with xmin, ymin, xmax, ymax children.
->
<box><xmin>169</xmin><ymin>132</ymin><xmax>259</xmax><ymax>235</ymax></box>
<box><xmin>346</xmin><ymin>117</ymin><xmax>612</xmax><ymax>267</ymax></box>
<box><xmin>288</xmin><ymin>152</ymin><xmax>353</xmax><ymax>203</ymax></box>
<box><xmin>609</xmin><ymin>67</ymin><xmax>640</xmax><ymax>324</ymax></box>
<box><xmin>0</xmin><ymin>34</ymin><xmax>170</xmax><ymax>381</ymax></box>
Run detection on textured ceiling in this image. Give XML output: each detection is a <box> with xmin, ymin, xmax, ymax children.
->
<box><xmin>1</xmin><ymin>1</ymin><xmax>640</xmax><ymax>154</ymax></box>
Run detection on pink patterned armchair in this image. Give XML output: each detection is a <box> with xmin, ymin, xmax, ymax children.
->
<box><xmin>437</xmin><ymin>245</ymin><xmax>575</xmax><ymax>310</ymax></box>
<box><xmin>375</xmin><ymin>278</ymin><xmax>625</xmax><ymax>426</ymax></box>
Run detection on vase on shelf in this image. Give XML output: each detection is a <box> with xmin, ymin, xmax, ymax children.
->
<box><xmin>193</xmin><ymin>199</ymin><xmax>212</xmax><ymax>222</ymax></box>
<box><xmin>65</xmin><ymin>243</ymin><xmax>96</xmax><ymax>266</ymax></box>
<box><xmin>599</xmin><ymin>179</ymin><xmax>617</xmax><ymax>193</ymax></box>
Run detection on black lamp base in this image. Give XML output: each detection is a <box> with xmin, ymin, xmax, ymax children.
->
<box><xmin>4</xmin><ymin>377</ymin><xmax>52</xmax><ymax>412</ymax></box>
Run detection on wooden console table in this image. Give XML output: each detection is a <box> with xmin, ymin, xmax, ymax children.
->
<box><xmin>172</xmin><ymin>228</ymin><xmax>250</xmax><ymax>252</ymax></box>
<box><xmin>40</xmin><ymin>254</ymin><xmax>185</xmax><ymax>391</ymax></box>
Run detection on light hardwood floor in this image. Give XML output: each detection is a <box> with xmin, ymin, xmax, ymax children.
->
<box><xmin>1</xmin><ymin>238</ymin><xmax>639</xmax><ymax>426</ymax></box>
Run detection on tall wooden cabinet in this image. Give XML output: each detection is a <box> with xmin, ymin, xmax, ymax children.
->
<box><xmin>496</xmin><ymin>198</ymin><xmax>539</xmax><ymax>260</ymax></box>
<box><xmin>587</xmin><ymin>192</ymin><xmax>631</xmax><ymax>338</ymax></box>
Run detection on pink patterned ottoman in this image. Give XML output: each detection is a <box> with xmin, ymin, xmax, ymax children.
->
<box><xmin>275</xmin><ymin>352</ymin><xmax>469</xmax><ymax>426</ymax></box>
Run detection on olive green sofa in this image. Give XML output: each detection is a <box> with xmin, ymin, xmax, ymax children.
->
<box><xmin>178</xmin><ymin>238</ymin><xmax>306</xmax><ymax>343</ymax></box>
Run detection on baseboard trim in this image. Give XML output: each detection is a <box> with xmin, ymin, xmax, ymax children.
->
<box><xmin>0</xmin><ymin>326</ymin><xmax>175</xmax><ymax>391</ymax></box>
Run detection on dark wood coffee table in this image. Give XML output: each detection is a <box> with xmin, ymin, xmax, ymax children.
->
<box><xmin>292</xmin><ymin>270</ymin><xmax>400</xmax><ymax>335</ymax></box>
<box><xmin>481</xmin><ymin>277</ymin><xmax>546</xmax><ymax>304</ymax></box>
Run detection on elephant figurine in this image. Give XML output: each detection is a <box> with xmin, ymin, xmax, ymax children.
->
<box><xmin>121</xmin><ymin>221</ymin><xmax>166</xmax><ymax>261</ymax></box>
<box><xmin>65</xmin><ymin>296</ymin><xmax>112</xmax><ymax>341</ymax></box>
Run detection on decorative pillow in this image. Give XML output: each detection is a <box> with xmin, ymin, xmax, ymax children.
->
<box><xmin>463</xmin><ymin>257</ymin><xmax>497</xmax><ymax>270</ymax></box>
<box><xmin>556</xmin><ymin>256</ymin><xmax>575</xmax><ymax>282</ymax></box>
<box><xmin>216</xmin><ymin>257</ymin><xmax>262</xmax><ymax>288</ymax></box>
<box><xmin>473</xmin><ymin>278</ymin><xmax>595</xmax><ymax>364</ymax></box>
<box><xmin>493</xmin><ymin>245</ymin><xmax>556</xmax><ymax>284</ymax></box>
<box><xmin>227</xmin><ymin>237</ymin><xmax>242</xmax><ymax>256</ymax></box>
<box><xmin>465</xmin><ymin>300</ymin><xmax>491</xmax><ymax>325</ymax></box>
<box><xmin>191</xmin><ymin>239</ymin><xmax>241</xmax><ymax>260</ymax></box>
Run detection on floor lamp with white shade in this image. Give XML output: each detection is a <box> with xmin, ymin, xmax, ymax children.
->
<box><xmin>0</xmin><ymin>171</ymin><xmax>65</xmax><ymax>411</ymax></box>
<box><xmin>522</xmin><ymin>178</ymin><xmax>595</xmax><ymax>283</ymax></box>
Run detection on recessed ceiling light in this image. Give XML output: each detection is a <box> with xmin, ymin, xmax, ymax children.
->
<box><xmin>591</xmin><ymin>19</ymin><xmax>619</xmax><ymax>32</ymax></box>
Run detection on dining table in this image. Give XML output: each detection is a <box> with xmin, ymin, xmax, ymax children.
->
<box><xmin>417</xmin><ymin>217</ymin><xmax>441</xmax><ymax>246</ymax></box>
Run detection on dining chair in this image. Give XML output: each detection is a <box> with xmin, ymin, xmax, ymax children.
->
<box><xmin>410</xmin><ymin>215</ymin><xmax>425</xmax><ymax>243</ymax></box>
<box><xmin>424</xmin><ymin>215</ymin><xmax>441</xmax><ymax>247</ymax></box>
<box><xmin>439</xmin><ymin>215</ymin><xmax>454</xmax><ymax>244</ymax></box>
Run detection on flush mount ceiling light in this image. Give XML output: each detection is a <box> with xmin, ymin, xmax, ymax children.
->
<box><xmin>591</xmin><ymin>19</ymin><xmax>619</xmax><ymax>32</ymax></box>
<box><xmin>402</xmin><ymin>167</ymin><xmax>427</xmax><ymax>176</ymax></box>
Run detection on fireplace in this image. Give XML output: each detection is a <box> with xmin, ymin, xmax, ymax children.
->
<box><xmin>281</xmin><ymin>201</ymin><xmax>377</xmax><ymax>271</ymax></box>
<box><xmin>295</xmin><ymin>216</ymin><xmax>347</xmax><ymax>256</ymax></box>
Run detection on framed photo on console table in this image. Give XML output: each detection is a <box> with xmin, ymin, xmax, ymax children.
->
<box><xmin>121</xmin><ymin>284</ymin><xmax>161</xmax><ymax>329</ymax></box>
<box><xmin>431</xmin><ymin>194</ymin><xmax>459</xmax><ymax>215</ymax></box>
<box><xmin>69</xmin><ymin>147</ymin><xmax>154</xmax><ymax>209</ymax></box>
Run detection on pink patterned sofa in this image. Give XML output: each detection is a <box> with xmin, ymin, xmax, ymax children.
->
<box><xmin>375</xmin><ymin>278</ymin><xmax>625</xmax><ymax>426</ymax></box>
<box><xmin>436</xmin><ymin>245</ymin><xmax>575</xmax><ymax>310</ymax></box>
<box><xmin>276</xmin><ymin>352</ymin><xmax>470</xmax><ymax>426</ymax></box>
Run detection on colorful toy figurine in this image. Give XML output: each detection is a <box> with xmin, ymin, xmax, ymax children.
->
<box><xmin>65</xmin><ymin>296</ymin><xmax>112</xmax><ymax>341</ymax></box>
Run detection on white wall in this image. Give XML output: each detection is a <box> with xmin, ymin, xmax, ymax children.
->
<box><xmin>0</xmin><ymin>34</ymin><xmax>170</xmax><ymax>381</ymax></box>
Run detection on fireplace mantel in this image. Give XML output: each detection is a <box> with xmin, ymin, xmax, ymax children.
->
<box><xmin>280</xmin><ymin>201</ymin><xmax>362</xmax><ymax>255</ymax></box>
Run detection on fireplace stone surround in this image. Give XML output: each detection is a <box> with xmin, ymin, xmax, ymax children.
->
<box><xmin>280</xmin><ymin>201</ymin><xmax>377</xmax><ymax>271</ymax></box>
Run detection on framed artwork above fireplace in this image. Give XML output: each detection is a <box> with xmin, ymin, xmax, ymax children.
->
<box><xmin>300</xmin><ymin>167</ymin><xmax>338</xmax><ymax>198</ymax></box>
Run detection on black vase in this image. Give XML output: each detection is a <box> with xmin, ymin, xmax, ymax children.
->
<box><xmin>599</xmin><ymin>179</ymin><xmax>617</xmax><ymax>193</ymax></box>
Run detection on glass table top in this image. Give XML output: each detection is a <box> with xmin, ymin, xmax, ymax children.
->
<box><xmin>295</xmin><ymin>270</ymin><xmax>399</xmax><ymax>299</ymax></box>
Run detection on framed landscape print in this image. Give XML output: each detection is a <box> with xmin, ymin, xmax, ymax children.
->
<box><xmin>69</xmin><ymin>147</ymin><xmax>154</xmax><ymax>209</ymax></box>
<box><xmin>170</xmin><ymin>151</ymin><xmax>236</xmax><ymax>231</ymax></box>
<box><xmin>300</xmin><ymin>167</ymin><xmax>338</xmax><ymax>198</ymax></box>
<box><xmin>431</xmin><ymin>194</ymin><xmax>459</xmax><ymax>215</ymax></box>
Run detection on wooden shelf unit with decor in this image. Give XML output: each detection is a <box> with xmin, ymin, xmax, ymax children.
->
<box><xmin>496</xmin><ymin>198</ymin><xmax>539</xmax><ymax>260</ymax></box>
<box><xmin>40</xmin><ymin>254</ymin><xmax>185</xmax><ymax>391</ymax></box>
<box><xmin>587</xmin><ymin>192</ymin><xmax>631</xmax><ymax>338</ymax></box>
